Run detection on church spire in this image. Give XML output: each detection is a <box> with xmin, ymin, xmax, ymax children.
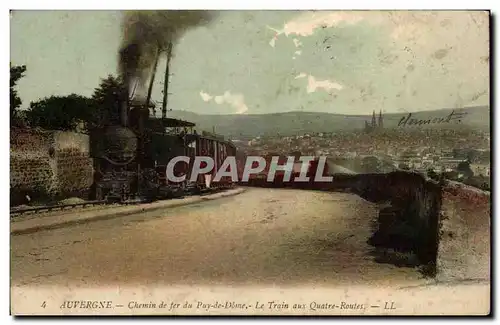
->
<box><xmin>378</xmin><ymin>110</ymin><xmax>383</xmax><ymax>129</ymax></box>
<box><xmin>371</xmin><ymin>110</ymin><xmax>377</xmax><ymax>127</ymax></box>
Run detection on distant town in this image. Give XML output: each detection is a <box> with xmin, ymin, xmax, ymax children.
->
<box><xmin>231</xmin><ymin>110</ymin><xmax>491</xmax><ymax>191</ymax></box>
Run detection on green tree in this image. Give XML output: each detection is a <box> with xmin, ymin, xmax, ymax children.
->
<box><xmin>26</xmin><ymin>94</ymin><xmax>95</xmax><ymax>131</ymax></box>
<box><xmin>10</xmin><ymin>64</ymin><xmax>27</xmax><ymax>126</ymax></box>
<box><xmin>92</xmin><ymin>75</ymin><xmax>127</xmax><ymax>126</ymax></box>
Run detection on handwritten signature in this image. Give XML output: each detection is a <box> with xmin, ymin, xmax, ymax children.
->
<box><xmin>398</xmin><ymin>110</ymin><xmax>468</xmax><ymax>127</ymax></box>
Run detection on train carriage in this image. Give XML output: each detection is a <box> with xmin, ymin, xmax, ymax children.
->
<box><xmin>184</xmin><ymin>133</ymin><xmax>237</xmax><ymax>191</ymax></box>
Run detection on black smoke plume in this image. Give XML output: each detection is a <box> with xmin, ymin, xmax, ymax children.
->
<box><xmin>119</xmin><ymin>10</ymin><xmax>215</xmax><ymax>96</ymax></box>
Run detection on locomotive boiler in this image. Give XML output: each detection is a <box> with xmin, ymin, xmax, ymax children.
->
<box><xmin>89</xmin><ymin>98</ymin><xmax>240</xmax><ymax>203</ymax></box>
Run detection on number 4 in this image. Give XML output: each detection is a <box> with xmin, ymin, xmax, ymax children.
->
<box><xmin>41</xmin><ymin>301</ymin><xmax>46</xmax><ymax>308</ymax></box>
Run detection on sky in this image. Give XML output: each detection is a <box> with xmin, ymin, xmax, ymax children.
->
<box><xmin>10</xmin><ymin>10</ymin><xmax>490</xmax><ymax>115</ymax></box>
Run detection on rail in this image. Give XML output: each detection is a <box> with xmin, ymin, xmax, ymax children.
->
<box><xmin>10</xmin><ymin>200</ymin><xmax>107</xmax><ymax>217</ymax></box>
<box><xmin>10</xmin><ymin>186</ymin><xmax>226</xmax><ymax>217</ymax></box>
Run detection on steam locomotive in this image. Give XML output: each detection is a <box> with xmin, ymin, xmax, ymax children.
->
<box><xmin>89</xmin><ymin>99</ymin><xmax>242</xmax><ymax>203</ymax></box>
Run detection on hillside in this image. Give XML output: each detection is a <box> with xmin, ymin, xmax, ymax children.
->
<box><xmin>166</xmin><ymin>106</ymin><xmax>490</xmax><ymax>139</ymax></box>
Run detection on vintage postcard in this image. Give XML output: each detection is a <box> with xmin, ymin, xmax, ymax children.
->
<box><xmin>10</xmin><ymin>9</ymin><xmax>490</xmax><ymax>316</ymax></box>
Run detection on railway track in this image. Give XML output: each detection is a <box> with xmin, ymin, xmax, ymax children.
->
<box><xmin>9</xmin><ymin>186</ymin><xmax>231</xmax><ymax>217</ymax></box>
<box><xmin>10</xmin><ymin>200</ymin><xmax>109</xmax><ymax>217</ymax></box>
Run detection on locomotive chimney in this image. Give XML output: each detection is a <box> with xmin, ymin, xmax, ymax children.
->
<box><xmin>146</xmin><ymin>45</ymin><xmax>161</xmax><ymax>115</ymax></box>
<box><xmin>162</xmin><ymin>41</ymin><xmax>173</xmax><ymax>120</ymax></box>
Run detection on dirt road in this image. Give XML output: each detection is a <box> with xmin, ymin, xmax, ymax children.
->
<box><xmin>10</xmin><ymin>188</ymin><xmax>490</xmax><ymax>315</ymax></box>
<box><xmin>11</xmin><ymin>188</ymin><xmax>426</xmax><ymax>287</ymax></box>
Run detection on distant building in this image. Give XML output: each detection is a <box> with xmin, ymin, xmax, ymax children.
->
<box><xmin>364</xmin><ymin>110</ymin><xmax>384</xmax><ymax>133</ymax></box>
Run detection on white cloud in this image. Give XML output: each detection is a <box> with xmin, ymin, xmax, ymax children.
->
<box><xmin>199</xmin><ymin>91</ymin><xmax>213</xmax><ymax>102</ymax></box>
<box><xmin>200</xmin><ymin>90</ymin><xmax>249</xmax><ymax>114</ymax></box>
<box><xmin>294</xmin><ymin>73</ymin><xmax>343</xmax><ymax>93</ymax></box>
<box><xmin>306</xmin><ymin>75</ymin><xmax>343</xmax><ymax>93</ymax></box>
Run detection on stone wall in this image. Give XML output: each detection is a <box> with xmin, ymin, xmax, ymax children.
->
<box><xmin>437</xmin><ymin>181</ymin><xmax>490</xmax><ymax>282</ymax></box>
<box><xmin>53</xmin><ymin>131</ymin><xmax>94</xmax><ymax>198</ymax></box>
<box><xmin>10</xmin><ymin>128</ymin><xmax>94</xmax><ymax>206</ymax></box>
